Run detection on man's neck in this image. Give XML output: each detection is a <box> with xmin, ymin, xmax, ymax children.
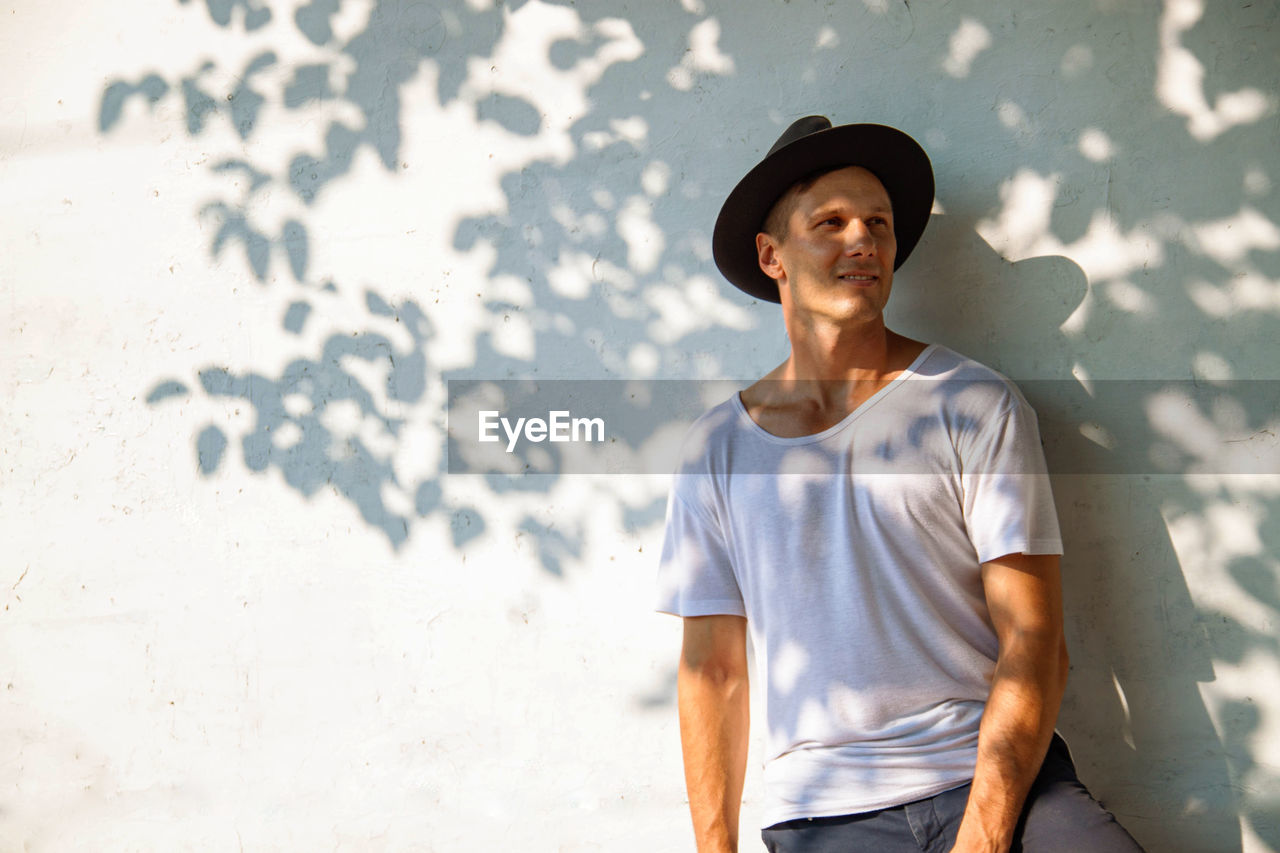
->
<box><xmin>784</xmin><ymin>314</ymin><xmax>898</xmax><ymax>380</ymax></box>
<box><xmin>741</xmin><ymin>322</ymin><xmax>928</xmax><ymax>437</ymax></box>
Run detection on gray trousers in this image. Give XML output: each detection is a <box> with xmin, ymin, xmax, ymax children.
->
<box><xmin>761</xmin><ymin>735</ymin><xmax>1144</xmax><ymax>853</ymax></box>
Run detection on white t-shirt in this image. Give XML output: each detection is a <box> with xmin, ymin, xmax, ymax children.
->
<box><xmin>655</xmin><ymin>344</ymin><xmax>1063</xmax><ymax>827</ymax></box>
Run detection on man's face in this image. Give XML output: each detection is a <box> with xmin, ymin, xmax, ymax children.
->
<box><xmin>756</xmin><ymin>166</ymin><xmax>897</xmax><ymax>327</ymax></box>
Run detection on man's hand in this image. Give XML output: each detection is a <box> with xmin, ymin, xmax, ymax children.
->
<box><xmin>951</xmin><ymin>552</ymin><xmax>1069</xmax><ymax>853</ymax></box>
<box><xmin>678</xmin><ymin>614</ymin><xmax>750</xmax><ymax>853</ymax></box>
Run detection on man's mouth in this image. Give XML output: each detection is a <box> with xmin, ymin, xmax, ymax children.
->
<box><xmin>837</xmin><ymin>273</ymin><xmax>878</xmax><ymax>282</ymax></box>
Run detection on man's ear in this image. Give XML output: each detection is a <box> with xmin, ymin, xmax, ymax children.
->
<box><xmin>756</xmin><ymin>232</ymin><xmax>785</xmax><ymax>283</ymax></box>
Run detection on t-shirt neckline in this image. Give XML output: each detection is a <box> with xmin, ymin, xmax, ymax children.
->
<box><xmin>733</xmin><ymin>343</ymin><xmax>938</xmax><ymax>445</ymax></box>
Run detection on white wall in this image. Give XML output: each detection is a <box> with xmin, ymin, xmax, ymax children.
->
<box><xmin>3</xmin><ymin>0</ymin><xmax>1277</xmax><ymax>849</ymax></box>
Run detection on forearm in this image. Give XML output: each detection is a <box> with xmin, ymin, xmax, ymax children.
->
<box><xmin>954</xmin><ymin>634</ymin><xmax>1069</xmax><ymax>852</ymax></box>
<box><xmin>677</xmin><ymin>661</ymin><xmax>750</xmax><ymax>853</ymax></box>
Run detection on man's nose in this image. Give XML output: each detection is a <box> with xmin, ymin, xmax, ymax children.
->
<box><xmin>842</xmin><ymin>219</ymin><xmax>875</xmax><ymax>255</ymax></box>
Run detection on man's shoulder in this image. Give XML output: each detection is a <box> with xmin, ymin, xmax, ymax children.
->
<box><xmin>671</xmin><ymin>393</ymin><xmax>746</xmax><ymax>476</ymax></box>
<box><xmin>915</xmin><ymin>343</ymin><xmax>1006</xmax><ymax>380</ymax></box>
<box><xmin>913</xmin><ymin>345</ymin><xmax>1032</xmax><ymax>414</ymax></box>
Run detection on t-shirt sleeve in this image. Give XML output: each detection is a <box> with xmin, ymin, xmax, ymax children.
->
<box><xmin>959</xmin><ymin>396</ymin><xmax>1063</xmax><ymax>563</ymax></box>
<box><xmin>654</xmin><ymin>481</ymin><xmax>746</xmax><ymax>618</ymax></box>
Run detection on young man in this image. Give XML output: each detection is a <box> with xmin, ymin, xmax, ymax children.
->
<box><xmin>656</xmin><ymin>117</ymin><xmax>1142</xmax><ymax>853</ymax></box>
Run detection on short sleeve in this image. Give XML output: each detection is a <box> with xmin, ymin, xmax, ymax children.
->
<box><xmin>655</xmin><ymin>481</ymin><xmax>746</xmax><ymax>618</ymax></box>
<box><xmin>959</xmin><ymin>397</ymin><xmax>1063</xmax><ymax>563</ymax></box>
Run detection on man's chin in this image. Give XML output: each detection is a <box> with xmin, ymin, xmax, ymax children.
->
<box><xmin>798</xmin><ymin>302</ymin><xmax>887</xmax><ymax>327</ymax></box>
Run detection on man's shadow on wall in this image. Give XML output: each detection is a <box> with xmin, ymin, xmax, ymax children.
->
<box><xmin>889</xmin><ymin>213</ymin><xmax>1243</xmax><ymax>852</ymax></box>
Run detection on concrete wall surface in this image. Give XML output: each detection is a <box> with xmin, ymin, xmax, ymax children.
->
<box><xmin>3</xmin><ymin>0</ymin><xmax>1278</xmax><ymax>849</ymax></box>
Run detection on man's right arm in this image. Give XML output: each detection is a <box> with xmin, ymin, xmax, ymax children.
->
<box><xmin>678</xmin><ymin>614</ymin><xmax>750</xmax><ymax>853</ymax></box>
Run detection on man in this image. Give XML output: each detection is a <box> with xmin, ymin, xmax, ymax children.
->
<box><xmin>656</xmin><ymin>117</ymin><xmax>1143</xmax><ymax>852</ymax></box>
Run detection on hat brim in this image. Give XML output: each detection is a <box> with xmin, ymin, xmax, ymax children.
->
<box><xmin>712</xmin><ymin>123</ymin><xmax>934</xmax><ymax>304</ymax></box>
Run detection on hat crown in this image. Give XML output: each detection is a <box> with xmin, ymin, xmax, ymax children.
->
<box><xmin>766</xmin><ymin>115</ymin><xmax>832</xmax><ymax>157</ymax></box>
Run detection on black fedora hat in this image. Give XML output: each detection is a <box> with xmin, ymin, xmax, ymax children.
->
<box><xmin>712</xmin><ymin>116</ymin><xmax>934</xmax><ymax>303</ymax></box>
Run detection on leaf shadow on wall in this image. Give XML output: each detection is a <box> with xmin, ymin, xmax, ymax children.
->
<box><xmin>96</xmin><ymin>2</ymin><xmax>1280</xmax><ymax>849</ymax></box>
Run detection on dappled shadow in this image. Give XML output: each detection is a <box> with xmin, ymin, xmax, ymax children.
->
<box><xmin>96</xmin><ymin>0</ymin><xmax>1278</xmax><ymax>848</ymax></box>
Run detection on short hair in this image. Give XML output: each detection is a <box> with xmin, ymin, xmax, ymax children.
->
<box><xmin>760</xmin><ymin>166</ymin><xmax>848</xmax><ymax>240</ymax></box>
<box><xmin>759</xmin><ymin>165</ymin><xmax>892</xmax><ymax>241</ymax></box>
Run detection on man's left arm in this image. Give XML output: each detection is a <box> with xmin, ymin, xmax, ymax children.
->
<box><xmin>952</xmin><ymin>551</ymin><xmax>1070</xmax><ymax>853</ymax></box>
